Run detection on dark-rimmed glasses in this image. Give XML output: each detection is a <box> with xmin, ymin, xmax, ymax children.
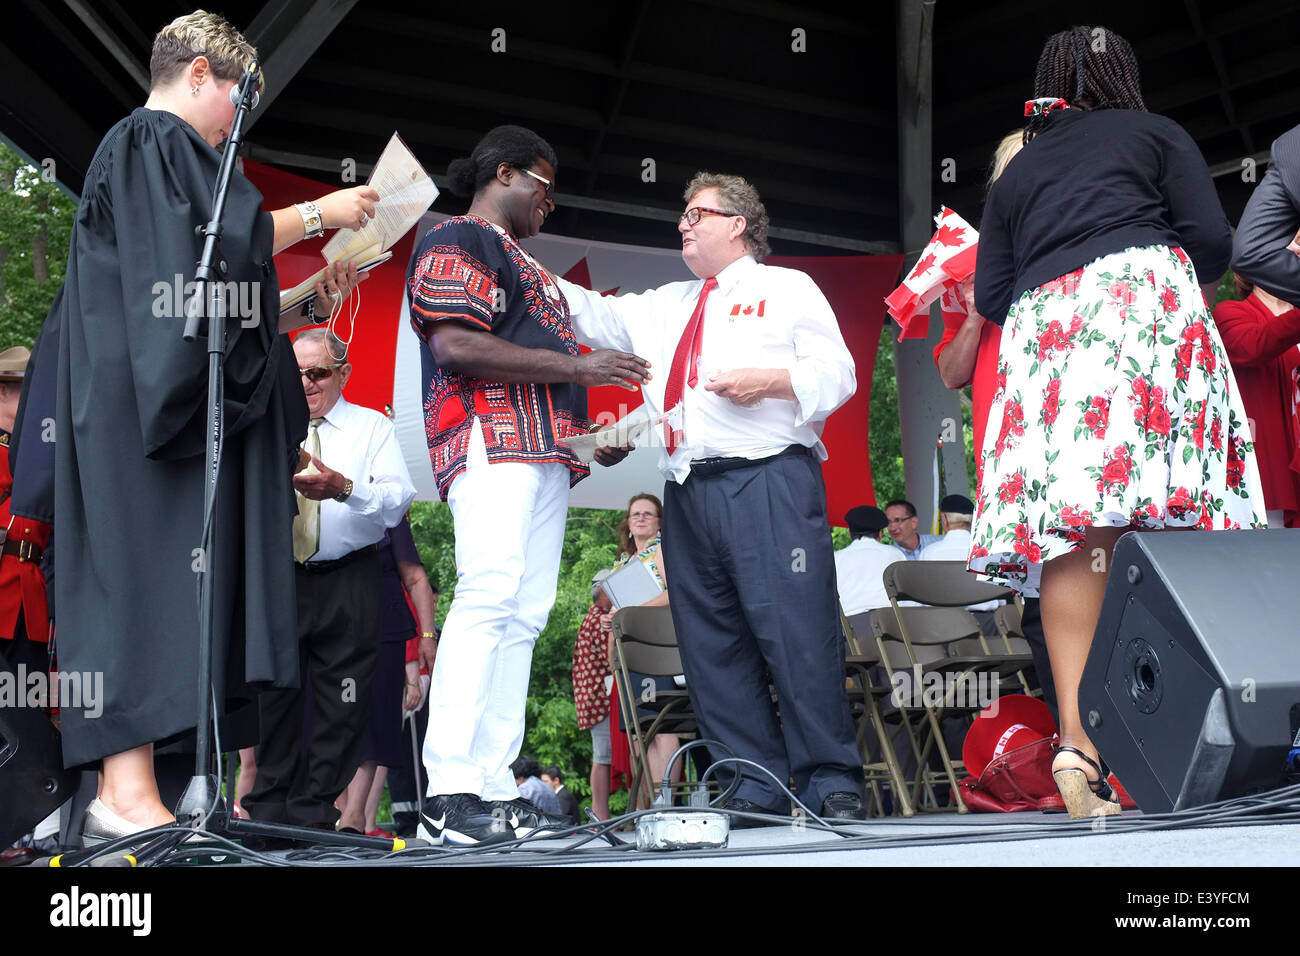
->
<box><xmin>299</xmin><ymin>363</ymin><xmax>344</xmax><ymax>382</ymax></box>
<box><xmin>680</xmin><ymin>206</ymin><xmax>738</xmax><ymax>227</ymax></box>
<box><xmin>517</xmin><ymin>166</ymin><xmax>554</xmax><ymax>201</ymax></box>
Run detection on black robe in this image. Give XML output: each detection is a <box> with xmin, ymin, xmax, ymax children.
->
<box><xmin>9</xmin><ymin>108</ymin><xmax>307</xmax><ymax>767</ymax></box>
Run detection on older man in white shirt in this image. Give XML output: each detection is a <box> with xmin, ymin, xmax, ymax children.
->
<box><xmin>921</xmin><ymin>494</ymin><xmax>1001</xmax><ymax>616</ymax></box>
<box><xmin>559</xmin><ymin>172</ymin><xmax>865</xmax><ymax>822</ymax></box>
<box><xmin>244</xmin><ymin>328</ymin><xmax>416</xmax><ymax>832</ymax></box>
<box><xmin>835</xmin><ymin>506</ymin><xmax>899</xmax><ymax>616</ymax></box>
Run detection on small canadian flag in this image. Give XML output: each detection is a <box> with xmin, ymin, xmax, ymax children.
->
<box><xmin>884</xmin><ymin>206</ymin><xmax>979</xmax><ymax>339</ymax></box>
<box><xmin>729</xmin><ymin>300</ymin><xmax>766</xmax><ymax>317</ymax></box>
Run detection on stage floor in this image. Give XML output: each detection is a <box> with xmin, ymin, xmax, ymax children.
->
<box><xmin>545</xmin><ymin>811</ymin><xmax>1300</xmax><ymax>867</ymax></box>
<box><xmin>262</xmin><ymin>805</ymin><xmax>1298</xmax><ymax>867</ymax></box>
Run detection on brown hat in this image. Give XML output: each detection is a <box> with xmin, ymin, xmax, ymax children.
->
<box><xmin>0</xmin><ymin>346</ymin><xmax>31</xmax><ymax>383</ymax></box>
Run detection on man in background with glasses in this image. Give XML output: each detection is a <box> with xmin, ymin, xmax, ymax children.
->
<box><xmin>884</xmin><ymin>499</ymin><xmax>938</xmax><ymax>560</ymax></box>
<box><xmin>243</xmin><ymin>327</ymin><xmax>415</xmax><ymax>833</ymax></box>
<box><xmin>558</xmin><ymin>172</ymin><xmax>866</xmax><ymax>823</ymax></box>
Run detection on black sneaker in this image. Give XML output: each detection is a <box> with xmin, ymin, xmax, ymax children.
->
<box><xmin>820</xmin><ymin>791</ymin><xmax>866</xmax><ymax>821</ymax></box>
<box><xmin>488</xmin><ymin>798</ymin><xmax>570</xmax><ymax>838</ymax></box>
<box><xmin>418</xmin><ymin>793</ymin><xmax>516</xmax><ymax>846</ymax></box>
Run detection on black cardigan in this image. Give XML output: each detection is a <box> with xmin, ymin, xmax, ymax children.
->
<box><xmin>975</xmin><ymin>108</ymin><xmax>1232</xmax><ymax>325</ymax></box>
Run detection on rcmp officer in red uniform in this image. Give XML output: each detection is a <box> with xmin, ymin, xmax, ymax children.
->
<box><xmin>0</xmin><ymin>346</ymin><xmax>52</xmax><ymax>673</ymax></box>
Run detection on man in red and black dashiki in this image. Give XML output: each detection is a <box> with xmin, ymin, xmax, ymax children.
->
<box><xmin>405</xmin><ymin>126</ymin><xmax>649</xmax><ymax>846</ymax></box>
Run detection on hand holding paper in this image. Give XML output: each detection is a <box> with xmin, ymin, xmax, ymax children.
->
<box><xmin>279</xmin><ymin>132</ymin><xmax>438</xmax><ymax>313</ymax></box>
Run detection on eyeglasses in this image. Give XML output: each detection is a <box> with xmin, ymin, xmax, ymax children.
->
<box><xmin>680</xmin><ymin>206</ymin><xmax>738</xmax><ymax>227</ymax></box>
<box><xmin>628</xmin><ymin>511</ymin><xmax>658</xmax><ymax>520</ymax></box>
<box><xmin>517</xmin><ymin>167</ymin><xmax>554</xmax><ymax>201</ymax></box>
<box><xmin>299</xmin><ymin>363</ymin><xmax>344</xmax><ymax>382</ymax></box>
<box><xmin>886</xmin><ymin>516</ymin><xmax>915</xmax><ymax>525</ymax></box>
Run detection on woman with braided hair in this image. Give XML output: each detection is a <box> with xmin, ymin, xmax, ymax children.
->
<box><xmin>969</xmin><ymin>25</ymin><xmax>1265</xmax><ymax>817</ymax></box>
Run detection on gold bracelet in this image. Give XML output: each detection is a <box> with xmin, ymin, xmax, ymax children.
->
<box><xmin>420</xmin><ymin>632</ymin><xmax>437</xmax><ymax>640</ymax></box>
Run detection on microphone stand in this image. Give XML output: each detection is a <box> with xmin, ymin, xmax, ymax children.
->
<box><xmin>171</xmin><ymin>63</ymin><xmax>259</xmax><ymax>829</ymax></box>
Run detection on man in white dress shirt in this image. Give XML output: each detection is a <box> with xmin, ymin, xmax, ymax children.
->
<box><xmin>244</xmin><ymin>328</ymin><xmax>416</xmax><ymax>831</ymax></box>
<box><xmin>835</xmin><ymin>505</ymin><xmax>899</xmax><ymax>616</ymax></box>
<box><xmin>560</xmin><ymin>172</ymin><xmax>866</xmax><ymax>821</ymax></box>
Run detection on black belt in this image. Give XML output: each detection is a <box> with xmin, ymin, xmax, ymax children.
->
<box><xmin>1</xmin><ymin>537</ymin><xmax>42</xmax><ymax>563</ymax></box>
<box><xmin>688</xmin><ymin>444</ymin><xmax>809</xmax><ymax>477</ymax></box>
<box><xmin>296</xmin><ymin>544</ymin><xmax>377</xmax><ymax>574</ymax></box>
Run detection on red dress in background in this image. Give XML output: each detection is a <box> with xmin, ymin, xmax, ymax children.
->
<box><xmin>1213</xmin><ymin>294</ymin><xmax>1300</xmax><ymax>526</ymax></box>
<box><xmin>934</xmin><ymin>308</ymin><xmax>1002</xmax><ymax>481</ymax></box>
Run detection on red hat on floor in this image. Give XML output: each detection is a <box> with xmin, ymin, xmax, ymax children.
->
<box><xmin>962</xmin><ymin>694</ymin><xmax>1059</xmax><ymax>778</ymax></box>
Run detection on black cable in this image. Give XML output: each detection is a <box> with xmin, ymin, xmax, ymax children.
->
<box><xmin>656</xmin><ymin>738</ymin><xmax>739</xmax><ymax>807</ymax></box>
<box><xmin>122</xmin><ymin>766</ymin><xmax>1300</xmax><ymax>866</ymax></box>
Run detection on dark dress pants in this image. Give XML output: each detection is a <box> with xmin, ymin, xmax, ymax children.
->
<box><xmin>661</xmin><ymin>450</ymin><xmax>863</xmax><ymax>811</ymax></box>
<box><xmin>244</xmin><ymin>549</ymin><xmax>381</xmax><ymax>828</ymax></box>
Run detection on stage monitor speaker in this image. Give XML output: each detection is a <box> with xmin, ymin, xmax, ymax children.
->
<box><xmin>1079</xmin><ymin>529</ymin><xmax>1300</xmax><ymax>814</ymax></box>
<box><xmin>0</xmin><ymin>657</ymin><xmax>79</xmax><ymax>848</ymax></box>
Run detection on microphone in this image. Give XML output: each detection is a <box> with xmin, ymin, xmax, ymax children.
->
<box><xmin>229</xmin><ymin>61</ymin><xmax>260</xmax><ymax>111</ymax></box>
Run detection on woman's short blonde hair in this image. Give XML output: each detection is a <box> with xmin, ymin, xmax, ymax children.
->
<box><xmin>988</xmin><ymin>130</ymin><xmax>1024</xmax><ymax>189</ymax></box>
<box><xmin>150</xmin><ymin>10</ymin><xmax>263</xmax><ymax>92</ymax></box>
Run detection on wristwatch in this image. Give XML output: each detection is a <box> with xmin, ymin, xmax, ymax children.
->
<box><xmin>333</xmin><ymin>478</ymin><xmax>353</xmax><ymax>502</ymax></box>
<box><xmin>294</xmin><ymin>201</ymin><xmax>324</xmax><ymax>240</ymax></box>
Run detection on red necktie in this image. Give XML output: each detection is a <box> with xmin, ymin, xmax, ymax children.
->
<box><xmin>662</xmin><ymin>277</ymin><xmax>717</xmax><ymax>454</ymax></box>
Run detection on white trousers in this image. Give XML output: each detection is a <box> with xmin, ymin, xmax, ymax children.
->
<box><xmin>422</xmin><ymin>420</ymin><xmax>570</xmax><ymax>800</ymax></box>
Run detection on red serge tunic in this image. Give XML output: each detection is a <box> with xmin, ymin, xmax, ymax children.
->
<box><xmin>1212</xmin><ymin>294</ymin><xmax>1300</xmax><ymax>525</ymax></box>
<box><xmin>0</xmin><ymin>429</ymin><xmax>50</xmax><ymax>643</ymax></box>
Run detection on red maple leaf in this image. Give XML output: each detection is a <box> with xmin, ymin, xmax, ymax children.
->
<box><xmin>910</xmin><ymin>252</ymin><xmax>938</xmax><ymax>278</ymax></box>
<box><xmin>933</xmin><ymin>223</ymin><xmax>966</xmax><ymax>247</ymax></box>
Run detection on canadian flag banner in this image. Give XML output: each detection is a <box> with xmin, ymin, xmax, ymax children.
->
<box><xmin>884</xmin><ymin>206</ymin><xmax>979</xmax><ymax>340</ymax></box>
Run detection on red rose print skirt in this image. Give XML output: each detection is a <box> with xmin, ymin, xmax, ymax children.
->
<box><xmin>968</xmin><ymin>245</ymin><xmax>1265</xmax><ymax>595</ymax></box>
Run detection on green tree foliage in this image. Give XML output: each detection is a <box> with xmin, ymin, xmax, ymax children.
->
<box><xmin>0</xmin><ymin>142</ymin><xmax>75</xmax><ymax>348</ymax></box>
<box><xmin>868</xmin><ymin>329</ymin><xmax>905</xmax><ymax>507</ymax></box>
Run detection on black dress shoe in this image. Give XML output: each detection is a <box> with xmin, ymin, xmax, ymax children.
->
<box><xmin>719</xmin><ymin>798</ymin><xmax>787</xmax><ymax>828</ymax></box>
<box><xmin>820</xmin><ymin>791</ymin><xmax>866</xmax><ymax>821</ymax></box>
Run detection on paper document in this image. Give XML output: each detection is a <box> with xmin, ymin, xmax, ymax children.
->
<box><xmin>278</xmin><ymin>132</ymin><xmax>437</xmax><ymax>313</ymax></box>
<box><xmin>322</xmin><ymin>132</ymin><xmax>439</xmax><ymax>264</ymax></box>
<box><xmin>279</xmin><ymin>250</ymin><xmax>393</xmax><ymax>312</ymax></box>
<box><xmin>559</xmin><ymin>406</ymin><xmax>664</xmax><ymax>463</ymax></box>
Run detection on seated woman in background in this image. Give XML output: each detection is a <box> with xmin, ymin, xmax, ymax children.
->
<box><xmin>602</xmin><ymin>493</ymin><xmax>683</xmax><ymax>807</ymax></box>
<box><xmin>1213</xmin><ymin>274</ymin><xmax>1300</xmax><ymax>527</ymax></box>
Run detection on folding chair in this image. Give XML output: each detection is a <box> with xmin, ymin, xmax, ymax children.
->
<box><xmin>885</xmin><ymin>560</ymin><xmax>1036</xmax><ymax>696</ymax></box>
<box><xmin>842</xmin><ymin>608</ymin><xmax>915</xmax><ymax>817</ymax></box>
<box><xmin>610</xmin><ymin>606</ymin><xmax>699</xmax><ymax>807</ymax></box>
<box><xmin>868</xmin><ymin>603</ymin><xmax>989</xmax><ymax>812</ymax></box>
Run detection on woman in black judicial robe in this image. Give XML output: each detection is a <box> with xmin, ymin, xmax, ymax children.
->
<box><xmin>8</xmin><ymin>10</ymin><xmax>378</xmax><ymax>838</ymax></box>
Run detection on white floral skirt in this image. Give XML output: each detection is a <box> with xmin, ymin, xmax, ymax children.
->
<box><xmin>967</xmin><ymin>245</ymin><xmax>1266</xmax><ymax>595</ymax></box>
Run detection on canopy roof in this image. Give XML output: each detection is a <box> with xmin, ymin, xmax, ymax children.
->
<box><xmin>4</xmin><ymin>0</ymin><xmax>1298</xmax><ymax>257</ymax></box>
